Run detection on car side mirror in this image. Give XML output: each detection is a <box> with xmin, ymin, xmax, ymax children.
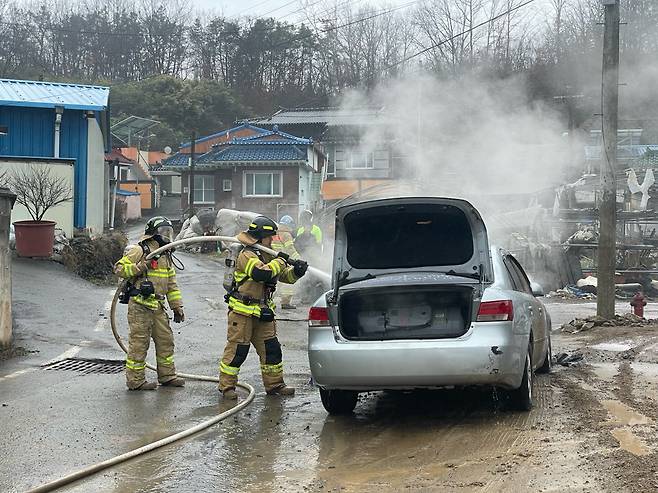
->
<box><xmin>530</xmin><ymin>281</ymin><xmax>545</xmax><ymax>297</ymax></box>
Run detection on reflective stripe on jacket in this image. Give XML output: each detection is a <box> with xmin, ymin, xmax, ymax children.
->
<box><xmin>271</xmin><ymin>230</ymin><xmax>300</xmax><ymax>260</ymax></box>
<box><xmin>228</xmin><ymin>246</ymin><xmax>297</xmax><ymax>317</ymax></box>
<box><xmin>113</xmin><ymin>238</ymin><xmax>183</xmax><ymax>311</ymax></box>
<box><xmin>296</xmin><ymin>224</ymin><xmax>322</xmax><ymax>245</ymax></box>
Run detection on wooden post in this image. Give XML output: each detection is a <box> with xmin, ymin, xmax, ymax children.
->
<box><xmin>0</xmin><ymin>188</ymin><xmax>17</xmax><ymax>348</ymax></box>
<box><xmin>597</xmin><ymin>0</ymin><xmax>620</xmax><ymax>319</ymax></box>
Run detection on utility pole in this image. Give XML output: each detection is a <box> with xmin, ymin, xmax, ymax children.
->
<box><xmin>188</xmin><ymin>131</ymin><xmax>196</xmax><ymax>217</ymax></box>
<box><xmin>597</xmin><ymin>0</ymin><xmax>620</xmax><ymax>319</ymax></box>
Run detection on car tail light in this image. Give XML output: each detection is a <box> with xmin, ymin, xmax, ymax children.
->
<box><xmin>308</xmin><ymin>306</ymin><xmax>331</xmax><ymax>327</ymax></box>
<box><xmin>477</xmin><ymin>300</ymin><xmax>514</xmax><ymax>322</ymax></box>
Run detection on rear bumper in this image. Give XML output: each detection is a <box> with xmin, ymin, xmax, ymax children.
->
<box><xmin>308</xmin><ymin>323</ymin><xmax>527</xmax><ymax>391</ymax></box>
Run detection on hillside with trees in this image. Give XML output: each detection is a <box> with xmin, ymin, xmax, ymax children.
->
<box><xmin>0</xmin><ymin>0</ymin><xmax>656</xmax><ymax>149</ymax></box>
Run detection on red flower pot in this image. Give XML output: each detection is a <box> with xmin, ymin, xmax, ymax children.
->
<box><xmin>13</xmin><ymin>220</ymin><xmax>56</xmax><ymax>257</ymax></box>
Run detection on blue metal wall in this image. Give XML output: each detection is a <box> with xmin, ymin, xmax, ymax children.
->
<box><xmin>0</xmin><ymin>105</ymin><xmax>89</xmax><ymax>229</ymax></box>
<box><xmin>0</xmin><ymin>106</ymin><xmax>54</xmax><ymax>156</ymax></box>
<box><xmin>60</xmin><ymin>111</ymin><xmax>88</xmax><ymax>228</ymax></box>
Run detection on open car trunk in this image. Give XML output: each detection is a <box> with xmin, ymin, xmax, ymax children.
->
<box><xmin>338</xmin><ymin>285</ymin><xmax>474</xmax><ymax>340</ymax></box>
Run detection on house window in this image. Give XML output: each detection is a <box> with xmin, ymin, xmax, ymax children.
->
<box><xmin>326</xmin><ymin>151</ymin><xmax>336</xmax><ymax>178</ymax></box>
<box><xmin>347</xmin><ymin>150</ymin><xmax>374</xmax><ymax>169</ymax></box>
<box><xmin>193</xmin><ymin>175</ymin><xmax>215</xmax><ymax>204</ymax></box>
<box><xmin>244</xmin><ymin>171</ymin><xmax>282</xmax><ymax>197</ymax></box>
<box><xmin>119</xmin><ymin>168</ymin><xmax>129</xmax><ymax>181</ymax></box>
<box><xmin>223</xmin><ymin>179</ymin><xmax>232</xmax><ymax>192</ymax></box>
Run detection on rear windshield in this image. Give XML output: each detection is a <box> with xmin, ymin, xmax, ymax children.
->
<box><xmin>344</xmin><ymin>204</ymin><xmax>474</xmax><ymax>269</ymax></box>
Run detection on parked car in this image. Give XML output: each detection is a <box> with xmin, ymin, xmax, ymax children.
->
<box><xmin>307</xmin><ymin>197</ymin><xmax>552</xmax><ymax>415</ymax></box>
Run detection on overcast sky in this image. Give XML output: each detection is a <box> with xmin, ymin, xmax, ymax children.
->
<box><xmin>193</xmin><ymin>0</ymin><xmax>417</xmax><ymax>19</ymax></box>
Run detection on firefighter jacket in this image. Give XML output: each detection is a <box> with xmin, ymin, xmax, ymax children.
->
<box><xmin>296</xmin><ymin>224</ymin><xmax>322</xmax><ymax>245</ymax></box>
<box><xmin>228</xmin><ymin>235</ymin><xmax>298</xmax><ymax>318</ymax></box>
<box><xmin>271</xmin><ymin>227</ymin><xmax>300</xmax><ymax>260</ymax></box>
<box><xmin>114</xmin><ymin>237</ymin><xmax>183</xmax><ymax>311</ymax></box>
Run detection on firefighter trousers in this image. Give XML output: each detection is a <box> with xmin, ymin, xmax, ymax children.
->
<box><xmin>219</xmin><ymin>310</ymin><xmax>285</xmax><ymax>392</ymax></box>
<box><xmin>125</xmin><ymin>301</ymin><xmax>177</xmax><ymax>389</ymax></box>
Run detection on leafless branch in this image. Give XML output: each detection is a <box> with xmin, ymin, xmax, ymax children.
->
<box><xmin>8</xmin><ymin>165</ymin><xmax>72</xmax><ymax>222</ymax></box>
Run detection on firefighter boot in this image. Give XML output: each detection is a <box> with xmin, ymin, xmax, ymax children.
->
<box><xmin>222</xmin><ymin>388</ymin><xmax>238</xmax><ymax>400</ymax></box>
<box><xmin>266</xmin><ymin>385</ymin><xmax>295</xmax><ymax>396</ymax></box>
<box><xmin>129</xmin><ymin>381</ymin><xmax>158</xmax><ymax>391</ymax></box>
<box><xmin>161</xmin><ymin>377</ymin><xmax>185</xmax><ymax>387</ymax></box>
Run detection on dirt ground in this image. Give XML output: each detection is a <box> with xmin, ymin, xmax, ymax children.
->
<box><xmin>5</xmin><ymin>251</ymin><xmax>658</xmax><ymax>493</ymax></box>
<box><xmin>298</xmin><ymin>317</ymin><xmax>658</xmax><ymax>493</ymax></box>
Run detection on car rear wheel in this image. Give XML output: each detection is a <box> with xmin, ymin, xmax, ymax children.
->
<box><xmin>319</xmin><ymin>388</ymin><xmax>359</xmax><ymax>415</ymax></box>
<box><xmin>508</xmin><ymin>349</ymin><xmax>533</xmax><ymax>411</ymax></box>
<box><xmin>536</xmin><ymin>335</ymin><xmax>552</xmax><ymax>374</ymax></box>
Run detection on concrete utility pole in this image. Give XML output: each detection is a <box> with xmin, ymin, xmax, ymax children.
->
<box><xmin>188</xmin><ymin>131</ymin><xmax>196</xmax><ymax>216</ymax></box>
<box><xmin>0</xmin><ymin>188</ymin><xmax>17</xmax><ymax>348</ymax></box>
<box><xmin>597</xmin><ymin>0</ymin><xmax>620</xmax><ymax>319</ymax></box>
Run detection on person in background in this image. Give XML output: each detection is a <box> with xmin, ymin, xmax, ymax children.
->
<box><xmin>271</xmin><ymin>215</ymin><xmax>301</xmax><ymax>309</ymax></box>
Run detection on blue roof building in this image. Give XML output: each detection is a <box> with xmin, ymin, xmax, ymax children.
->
<box><xmin>161</xmin><ymin>124</ymin><xmax>324</xmax><ymax>220</ymax></box>
<box><xmin>0</xmin><ymin>78</ymin><xmax>110</xmax><ymax>234</ymax></box>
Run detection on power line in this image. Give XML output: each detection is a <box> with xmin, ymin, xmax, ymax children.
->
<box><xmin>234</xmin><ymin>0</ymin><xmax>274</xmax><ymax>17</ymax></box>
<box><xmin>383</xmin><ymin>0</ymin><xmax>538</xmax><ymax>72</ymax></box>
<box><xmin>271</xmin><ymin>0</ymin><xmax>420</xmax><ymax>50</ymax></box>
<box><xmin>260</xmin><ymin>0</ymin><xmax>300</xmax><ymax>18</ymax></box>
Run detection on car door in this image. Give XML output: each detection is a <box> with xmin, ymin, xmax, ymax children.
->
<box><xmin>503</xmin><ymin>255</ymin><xmax>546</xmax><ymax>367</ymax></box>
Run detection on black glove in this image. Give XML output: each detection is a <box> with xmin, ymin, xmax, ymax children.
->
<box><xmin>173</xmin><ymin>308</ymin><xmax>185</xmax><ymax>323</ymax></box>
<box><xmin>292</xmin><ymin>259</ymin><xmax>308</xmax><ymax>278</ymax></box>
<box><xmin>277</xmin><ymin>251</ymin><xmax>290</xmax><ymax>262</ymax></box>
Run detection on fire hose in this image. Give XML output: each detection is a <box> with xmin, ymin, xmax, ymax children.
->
<box><xmin>26</xmin><ymin>236</ymin><xmax>330</xmax><ymax>493</ymax></box>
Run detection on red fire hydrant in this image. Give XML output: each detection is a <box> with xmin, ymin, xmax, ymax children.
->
<box><xmin>630</xmin><ymin>292</ymin><xmax>647</xmax><ymax>318</ymax></box>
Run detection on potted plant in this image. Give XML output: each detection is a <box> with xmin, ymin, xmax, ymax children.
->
<box><xmin>6</xmin><ymin>165</ymin><xmax>72</xmax><ymax>257</ymax></box>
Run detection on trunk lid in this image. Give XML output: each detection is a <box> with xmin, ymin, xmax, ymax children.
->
<box><xmin>333</xmin><ymin>197</ymin><xmax>493</xmax><ymax>288</ymax></box>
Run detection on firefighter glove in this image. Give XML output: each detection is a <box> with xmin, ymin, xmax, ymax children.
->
<box><xmin>292</xmin><ymin>259</ymin><xmax>308</xmax><ymax>278</ymax></box>
<box><xmin>173</xmin><ymin>308</ymin><xmax>185</xmax><ymax>323</ymax></box>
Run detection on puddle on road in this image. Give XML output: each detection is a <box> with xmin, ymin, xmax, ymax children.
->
<box><xmin>610</xmin><ymin>428</ymin><xmax>651</xmax><ymax>456</ymax></box>
<box><xmin>601</xmin><ymin>400</ymin><xmax>653</xmax><ymax>456</ymax></box>
<box><xmin>590</xmin><ymin>342</ymin><xmax>634</xmax><ymax>352</ymax></box>
<box><xmin>591</xmin><ymin>363</ymin><xmax>619</xmax><ymax>382</ymax></box>
<box><xmin>602</xmin><ymin>400</ymin><xmax>652</xmax><ymax>426</ymax></box>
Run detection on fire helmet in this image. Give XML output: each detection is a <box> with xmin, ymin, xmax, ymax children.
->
<box><xmin>145</xmin><ymin>216</ymin><xmax>174</xmax><ymax>243</ymax></box>
<box><xmin>247</xmin><ymin>216</ymin><xmax>278</xmax><ymax>240</ymax></box>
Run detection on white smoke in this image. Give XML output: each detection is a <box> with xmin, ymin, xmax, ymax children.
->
<box><xmin>336</xmin><ymin>71</ymin><xmax>574</xmax><ymax>242</ymax></box>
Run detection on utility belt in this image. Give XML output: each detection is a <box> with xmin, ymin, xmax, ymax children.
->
<box><xmin>119</xmin><ymin>280</ymin><xmax>165</xmax><ymax>305</ymax></box>
<box><xmin>226</xmin><ymin>290</ymin><xmax>276</xmax><ymax>322</ymax></box>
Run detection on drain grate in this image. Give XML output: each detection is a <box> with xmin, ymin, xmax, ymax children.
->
<box><xmin>42</xmin><ymin>357</ymin><xmax>125</xmax><ymax>374</ymax></box>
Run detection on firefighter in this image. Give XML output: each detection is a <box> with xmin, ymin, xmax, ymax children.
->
<box><xmin>295</xmin><ymin>209</ymin><xmax>323</xmax><ymax>258</ymax></box>
<box><xmin>114</xmin><ymin>216</ymin><xmax>186</xmax><ymax>391</ymax></box>
<box><xmin>220</xmin><ymin>215</ymin><xmax>308</xmax><ymax>399</ymax></box>
<box><xmin>295</xmin><ymin>210</ymin><xmax>324</xmax><ymax>304</ymax></box>
<box><xmin>271</xmin><ymin>215</ymin><xmax>301</xmax><ymax>309</ymax></box>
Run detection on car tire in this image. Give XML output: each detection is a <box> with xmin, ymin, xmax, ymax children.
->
<box><xmin>536</xmin><ymin>335</ymin><xmax>552</xmax><ymax>374</ymax></box>
<box><xmin>319</xmin><ymin>388</ymin><xmax>358</xmax><ymax>415</ymax></box>
<box><xmin>508</xmin><ymin>349</ymin><xmax>533</xmax><ymax>412</ymax></box>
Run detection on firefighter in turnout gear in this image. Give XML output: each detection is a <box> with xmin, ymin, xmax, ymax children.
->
<box><xmin>114</xmin><ymin>217</ymin><xmax>186</xmax><ymax>391</ymax></box>
<box><xmin>220</xmin><ymin>215</ymin><xmax>308</xmax><ymax>399</ymax></box>
<box><xmin>271</xmin><ymin>215</ymin><xmax>301</xmax><ymax>309</ymax></box>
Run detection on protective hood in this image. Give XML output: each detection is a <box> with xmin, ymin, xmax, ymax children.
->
<box><xmin>333</xmin><ymin>197</ymin><xmax>493</xmax><ymax>287</ymax></box>
<box><xmin>237</xmin><ymin>231</ymin><xmax>258</xmax><ymax>246</ymax></box>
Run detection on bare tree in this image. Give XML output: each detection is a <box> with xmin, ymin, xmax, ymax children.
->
<box><xmin>9</xmin><ymin>166</ymin><xmax>72</xmax><ymax>222</ymax></box>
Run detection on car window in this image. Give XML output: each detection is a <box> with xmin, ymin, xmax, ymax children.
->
<box><xmin>504</xmin><ymin>255</ymin><xmax>532</xmax><ymax>294</ymax></box>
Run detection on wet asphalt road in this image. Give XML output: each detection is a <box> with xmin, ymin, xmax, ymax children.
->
<box><xmin>2</xmin><ymin>249</ymin><xmax>658</xmax><ymax>492</ymax></box>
